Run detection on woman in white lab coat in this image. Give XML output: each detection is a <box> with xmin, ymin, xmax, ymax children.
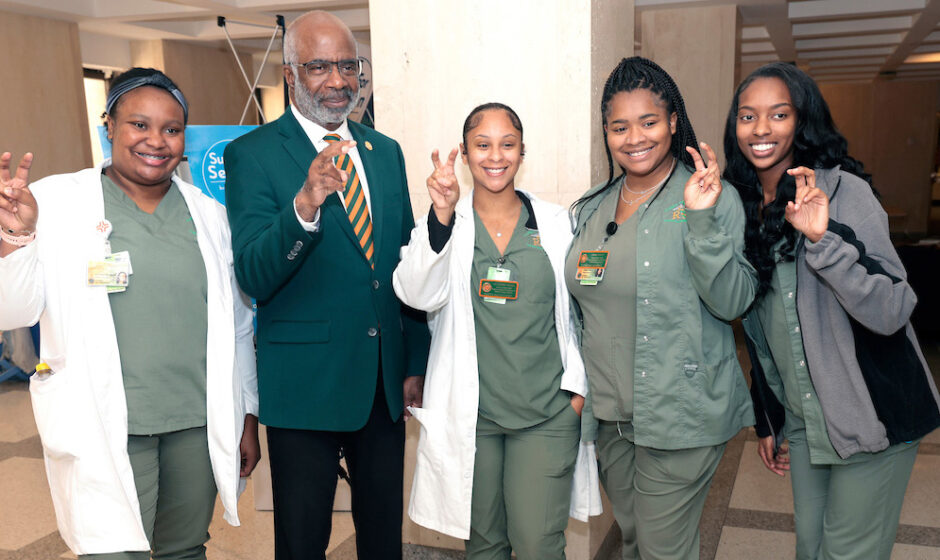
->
<box><xmin>0</xmin><ymin>67</ymin><xmax>258</xmax><ymax>559</ymax></box>
<box><xmin>393</xmin><ymin>103</ymin><xmax>600</xmax><ymax>559</ymax></box>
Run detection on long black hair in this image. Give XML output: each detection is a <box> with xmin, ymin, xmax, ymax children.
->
<box><xmin>573</xmin><ymin>57</ymin><xmax>698</xmax><ymax>214</ymax></box>
<box><xmin>723</xmin><ymin>62</ymin><xmax>874</xmax><ymax>299</ymax></box>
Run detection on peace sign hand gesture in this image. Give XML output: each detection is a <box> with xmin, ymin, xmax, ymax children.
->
<box><xmin>0</xmin><ymin>152</ymin><xmax>38</xmax><ymax>238</ymax></box>
<box><xmin>683</xmin><ymin>142</ymin><xmax>723</xmax><ymax>210</ymax></box>
<box><xmin>784</xmin><ymin>166</ymin><xmax>828</xmax><ymax>243</ymax></box>
<box><xmin>427</xmin><ymin>147</ymin><xmax>460</xmax><ymax>225</ymax></box>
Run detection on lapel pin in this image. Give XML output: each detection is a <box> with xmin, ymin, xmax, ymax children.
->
<box><xmin>365</xmin><ymin>141</ymin><xmax>373</xmax><ymax>151</ymax></box>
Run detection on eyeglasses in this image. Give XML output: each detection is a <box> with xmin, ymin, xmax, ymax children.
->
<box><xmin>290</xmin><ymin>58</ymin><xmax>361</xmax><ymax>78</ymax></box>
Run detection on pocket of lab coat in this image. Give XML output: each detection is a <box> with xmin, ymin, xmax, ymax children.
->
<box><xmin>29</xmin><ymin>356</ymin><xmax>83</xmax><ymax>460</ymax></box>
<box><xmin>29</xmin><ymin>354</ymin><xmax>68</xmax><ymax>394</ymax></box>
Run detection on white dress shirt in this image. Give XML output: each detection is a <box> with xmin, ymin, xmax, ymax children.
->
<box><xmin>290</xmin><ymin>105</ymin><xmax>372</xmax><ymax>232</ymax></box>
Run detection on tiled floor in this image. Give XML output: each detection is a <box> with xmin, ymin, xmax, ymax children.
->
<box><xmin>2</xmin><ymin>339</ymin><xmax>939</xmax><ymax>559</ymax></box>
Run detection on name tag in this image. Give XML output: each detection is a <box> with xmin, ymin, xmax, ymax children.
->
<box><xmin>479</xmin><ymin>279</ymin><xmax>519</xmax><ymax>301</ymax></box>
<box><xmin>577</xmin><ymin>250</ymin><xmax>609</xmax><ymax>286</ymax></box>
<box><xmin>87</xmin><ymin>251</ymin><xmax>133</xmax><ymax>293</ymax></box>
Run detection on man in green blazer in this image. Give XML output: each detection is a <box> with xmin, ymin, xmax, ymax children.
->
<box><xmin>223</xmin><ymin>11</ymin><xmax>429</xmax><ymax>560</ymax></box>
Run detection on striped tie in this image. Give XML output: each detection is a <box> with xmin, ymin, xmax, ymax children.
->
<box><xmin>323</xmin><ymin>134</ymin><xmax>374</xmax><ymax>267</ymax></box>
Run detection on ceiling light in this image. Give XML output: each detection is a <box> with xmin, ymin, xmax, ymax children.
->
<box><xmin>904</xmin><ymin>52</ymin><xmax>940</xmax><ymax>63</ymax></box>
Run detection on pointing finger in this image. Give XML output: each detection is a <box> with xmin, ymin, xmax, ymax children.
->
<box><xmin>686</xmin><ymin>146</ymin><xmax>705</xmax><ymax>172</ymax></box>
<box><xmin>430</xmin><ymin>149</ymin><xmax>442</xmax><ymax>170</ymax></box>
<box><xmin>14</xmin><ymin>153</ymin><xmax>33</xmax><ymax>183</ymax></box>
<box><xmin>0</xmin><ymin>152</ymin><xmax>12</xmax><ymax>183</ymax></box>
<box><xmin>446</xmin><ymin>147</ymin><xmax>459</xmax><ymax>169</ymax></box>
<box><xmin>787</xmin><ymin>166</ymin><xmax>814</xmax><ymax>180</ymax></box>
<box><xmin>795</xmin><ymin>172</ymin><xmax>807</xmax><ymax>192</ymax></box>
<box><xmin>318</xmin><ymin>139</ymin><xmax>356</xmax><ymax>163</ymax></box>
<box><xmin>700</xmin><ymin>142</ymin><xmax>718</xmax><ymax>169</ymax></box>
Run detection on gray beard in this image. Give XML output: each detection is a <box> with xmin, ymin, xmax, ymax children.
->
<box><xmin>293</xmin><ymin>76</ymin><xmax>359</xmax><ymax>127</ymax></box>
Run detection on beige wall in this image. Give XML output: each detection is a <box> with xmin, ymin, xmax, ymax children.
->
<box><xmin>131</xmin><ymin>39</ymin><xmax>260</xmax><ymax>125</ymax></box>
<box><xmin>80</xmin><ymin>31</ymin><xmax>132</xmax><ymax>72</ymax></box>
<box><xmin>821</xmin><ymin>80</ymin><xmax>938</xmax><ymax>235</ymax></box>
<box><xmin>641</xmin><ymin>5</ymin><xmax>740</xmax><ymax>164</ymax></box>
<box><xmin>0</xmin><ymin>10</ymin><xmax>92</xmax><ymax>178</ymax></box>
<box><xmin>591</xmin><ymin>0</ymin><xmax>637</xmax><ymax>187</ymax></box>
<box><xmin>370</xmin><ymin>0</ymin><xmax>632</xmax><ymax>215</ymax></box>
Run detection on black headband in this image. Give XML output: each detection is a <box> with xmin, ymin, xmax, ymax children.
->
<box><xmin>106</xmin><ymin>74</ymin><xmax>189</xmax><ymax>123</ymax></box>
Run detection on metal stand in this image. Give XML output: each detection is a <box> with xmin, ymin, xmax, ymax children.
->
<box><xmin>217</xmin><ymin>15</ymin><xmax>285</xmax><ymax>125</ymax></box>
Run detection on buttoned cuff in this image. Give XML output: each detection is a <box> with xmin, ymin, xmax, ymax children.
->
<box><xmin>293</xmin><ymin>198</ymin><xmax>321</xmax><ymax>232</ymax></box>
<box><xmin>684</xmin><ymin>205</ymin><xmax>720</xmax><ymax>237</ymax></box>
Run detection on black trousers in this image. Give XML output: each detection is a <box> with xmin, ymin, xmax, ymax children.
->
<box><xmin>266</xmin><ymin>372</ymin><xmax>405</xmax><ymax>560</ymax></box>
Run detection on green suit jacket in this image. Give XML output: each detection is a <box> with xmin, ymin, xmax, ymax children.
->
<box><xmin>224</xmin><ymin>110</ymin><xmax>430</xmax><ymax>431</ymax></box>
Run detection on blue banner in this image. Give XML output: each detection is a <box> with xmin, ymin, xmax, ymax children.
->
<box><xmin>97</xmin><ymin>125</ymin><xmax>256</xmax><ymax>205</ymax></box>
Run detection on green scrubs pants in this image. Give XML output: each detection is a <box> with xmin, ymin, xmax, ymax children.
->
<box><xmin>787</xmin><ymin>427</ymin><xmax>919</xmax><ymax>560</ymax></box>
<box><xmin>466</xmin><ymin>405</ymin><xmax>581</xmax><ymax>560</ymax></box>
<box><xmin>597</xmin><ymin>420</ymin><xmax>725</xmax><ymax>560</ymax></box>
<box><xmin>81</xmin><ymin>426</ymin><xmax>218</xmax><ymax>560</ymax></box>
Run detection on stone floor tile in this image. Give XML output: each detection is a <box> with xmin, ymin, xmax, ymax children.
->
<box><xmin>0</xmin><ymin>457</ymin><xmax>59</xmax><ymax>550</ymax></box>
<box><xmin>901</xmin><ymin>454</ymin><xmax>940</xmax><ymax>528</ymax></box>
<box><xmin>892</xmin><ymin>543</ymin><xmax>940</xmax><ymax>559</ymax></box>
<box><xmin>728</xmin><ymin>440</ymin><xmax>794</xmax><ymax>514</ymax></box>
<box><xmin>0</xmin><ymin>387</ymin><xmax>37</xmax><ymax>443</ymax></box>
<box><xmin>714</xmin><ymin>526</ymin><xmax>796</xmax><ymax>560</ymax></box>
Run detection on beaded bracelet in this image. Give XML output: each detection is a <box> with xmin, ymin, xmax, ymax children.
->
<box><xmin>0</xmin><ymin>228</ymin><xmax>36</xmax><ymax>247</ymax></box>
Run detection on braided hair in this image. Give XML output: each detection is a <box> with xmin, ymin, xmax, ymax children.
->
<box><xmin>722</xmin><ymin>62</ymin><xmax>875</xmax><ymax>299</ymax></box>
<box><xmin>573</xmin><ymin>56</ymin><xmax>699</xmax><ymax>213</ymax></box>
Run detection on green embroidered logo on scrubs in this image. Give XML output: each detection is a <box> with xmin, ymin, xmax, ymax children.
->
<box><xmin>665</xmin><ymin>203</ymin><xmax>686</xmax><ymax>223</ymax></box>
<box><xmin>526</xmin><ymin>229</ymin><xmax>543</xmax><ymax>249</ymax></box>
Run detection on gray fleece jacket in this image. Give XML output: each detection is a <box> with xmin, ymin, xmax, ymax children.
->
<box><xmin>746</xmin><ymin>166</ymin><xmax>940</xmax><ymax>460</ymax></box>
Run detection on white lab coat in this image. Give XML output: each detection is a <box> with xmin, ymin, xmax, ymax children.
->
<box><xmin>0</xmin><ymin>162</ymin><xmax>258</xmax><ymax>555</ymax></box>
<box><xmin>393</xmin><ymin>190</ymin><xmax>602</xmax><ymax>540</ymax></box>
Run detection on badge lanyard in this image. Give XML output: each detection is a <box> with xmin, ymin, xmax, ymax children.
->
<box><xmin>86</xmin><ymin>218</ymin><xmax>133</xmax><ymax>293</ymax></box>
<box><xmin>577</xmin><ymin>221</ymin><xmax>618</xmax><ymax>286</ymax></box>
<box><xmin>481</xmin><ymin>254</ymin><xmax>518</xmax><ymax>304</ymax></box>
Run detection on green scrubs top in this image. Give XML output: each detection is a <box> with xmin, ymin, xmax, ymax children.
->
<box><xmin>102</xmin><ymin>172</ymin><xmax>209</xmax><ymax>435</ymax></box>
<box><xmin>471</xmin><ymin>204</ymin><xmax>568</xmax><ymax>429</ymax></box>
<box><xmin>567</xmin><ymin>188</ymin><xmax>638</xmax><ymax>423</ymax></box>
<box><xmin>756</xmin><ymin>244</ymin><xmax>861</xmax><ymax>465</ymax></box>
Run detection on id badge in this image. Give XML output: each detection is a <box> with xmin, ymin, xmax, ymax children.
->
<box><xmin>576</xmin><ymin>267</ymin><xmax>605</xmax><ymax>286</ymax></box>
<box><xmin>479</xmin><ymin>279</ymin><xmax>519</xmax><ymax>301</ymax></box>
<box><xmin>483</xmin><ymin>266</ymin><xmax>513</xmax><ymax>304</ymax></box>
<box><xmin>88</xmin><ymin>251</ymin><xmax>132</xmax><ymax>292</ymax></box>
<box><xmin>577</xmin><ymin>250</ymin><xmax>609</xmax><ymax>286</ymax></box>
<box><xmin>87</xmin><ymin>260</ymin><xmax>129</xmax><ymax>287</ymax></box>
<box><xmin>108</xmin><ymin>251</ymin><xmax>134</xmax><ymax>274</ymax></box>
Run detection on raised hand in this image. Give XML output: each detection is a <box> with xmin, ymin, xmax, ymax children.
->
<box><xmin>0</xmin><ymin>152</ymin><xmax>38</xmax><ymax>237</ymax></box>
<box><xmin>427</xmin><ymin>147</ymin><xmax>460</xmax><ymax>224</ymax></box>
<box><xmin>683</xmin><ymin>142</ymin><xmax>722</xmax><ymax>210</ymax></box>
<box><xmin>295</xmin><ymin>140</ymin><xmax>356</xmax><ymax>222</ymax></box>
<box><xmin>784</xmin><ymin>166</ymin><xmax>828</xmax><ymax>243</ymax></box>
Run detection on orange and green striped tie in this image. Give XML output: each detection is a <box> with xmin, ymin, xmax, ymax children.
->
<box><xmin>323</xmin><ymin>134</ymin><xmax>374</xmax><ymax>267</ymax></box>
